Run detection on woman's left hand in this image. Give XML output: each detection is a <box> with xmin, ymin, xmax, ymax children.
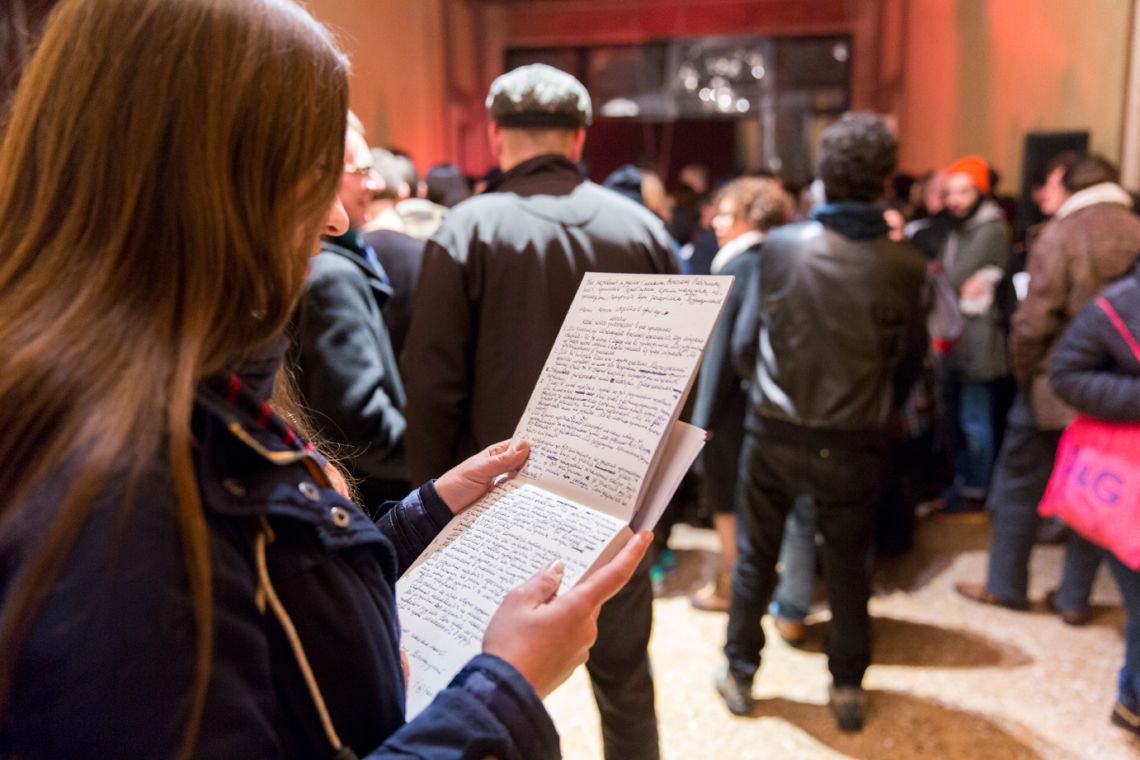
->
<box><xmin>434</xmin><ymin>439</ymin><xmax>530</xmax><ymax>515</ymax></box>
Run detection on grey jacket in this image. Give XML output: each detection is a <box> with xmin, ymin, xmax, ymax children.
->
<box><xmin>940</xmin><ymin>200</ymin><xmax>1011</xmax><ymax>381</ymax></box>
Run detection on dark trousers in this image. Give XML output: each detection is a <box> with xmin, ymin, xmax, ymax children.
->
<box><xmin>986</xmin><ymin>394</ymin><xmax>1101</xmax><ymax>608</ymax></box>
<box><xmin>726</xmin><ymin>431</ymin><xmax>885</xmax><ymax>688</ymax></box>
<box><xmin>587</xmin><ymin>553</ymin><xmax>658</xmax><ymax>760</ymax></box>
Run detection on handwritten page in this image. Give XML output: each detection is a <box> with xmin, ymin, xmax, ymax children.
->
<box><xmin>397</xmin><ymin>479</ymin><xmax>629</xmax><ymax>719</ymax></box>
<box><xmin>514</xmin><ymin>274</ymin><xmax>732</xmax><ymax>518</ymax></box>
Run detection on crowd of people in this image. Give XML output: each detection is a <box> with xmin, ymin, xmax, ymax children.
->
<box><xmin>2</xmin><ymin>0</ymin><xmax>1139</xmax><ymax>757</ymax></box>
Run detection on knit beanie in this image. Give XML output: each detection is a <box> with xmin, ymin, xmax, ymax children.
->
<box><xmin>945</xmin><ymin>155</ymin><xmax>991</xmax><ymax>194</ymax></box>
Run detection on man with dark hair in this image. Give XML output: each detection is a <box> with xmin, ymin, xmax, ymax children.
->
<box><xmin>402</xmin><ymin>63</ymin><xmax>677</xmax><ymax>760</ymax></box>
<box><xmin>717</xmin><ymin>112</ymin><xmax>926</xmax><ymax>731</ymax></box>
<box><xmin>957</xmin><ymin>153</ymin><xmax>1140</xmax><ymax>619</ymax></box>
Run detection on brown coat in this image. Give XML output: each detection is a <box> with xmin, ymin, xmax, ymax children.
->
<box><xmin>1010</xmin><ymin>198</ymin><xmax>1140</xmax><ymax>428</ymax></box>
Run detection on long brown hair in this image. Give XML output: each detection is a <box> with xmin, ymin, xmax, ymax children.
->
<box><xmin>0</xmin><ymin>0</ymin><xmax>348</xmax><ymax>753</ymax></box>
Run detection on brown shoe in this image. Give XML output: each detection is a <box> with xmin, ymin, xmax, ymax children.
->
<box><xmin>690</xmin><ymin>571</ymin><xmax>731</xmax><ymax>612</ymax></box>
<box><xmin>1044</xmin><ymin>589</ymin><xmax>1092</xmax><ymax>626</ymax></box>
<box><xmin>954</xmin><ymin>581</ymin><xmax>1027</xmax><ymax>611</ymax></box>
<box><xmin>773</xmin><ymin>615</ymin><xmax>806</xmax><ymax>645</ymax></box>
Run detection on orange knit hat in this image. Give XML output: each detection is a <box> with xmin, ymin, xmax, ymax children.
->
<box><xmin>945</xmin><ymin>155</ymin><xmax>991</xmax><ymax>194</ymax></box>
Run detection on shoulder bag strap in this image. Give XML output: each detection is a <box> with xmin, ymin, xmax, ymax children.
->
<box><xmin>1096</xmin><ymin>296</ymin><xmax>1140</xmax><ymax>363</ymax></box>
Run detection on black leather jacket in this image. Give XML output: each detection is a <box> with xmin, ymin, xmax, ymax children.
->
<box><xmin>732</xmin><ymin>219</ymin><xmax>927</xmax><ymax>447</ymax></box>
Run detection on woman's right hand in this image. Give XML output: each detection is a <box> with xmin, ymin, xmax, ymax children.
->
<box><xmin>482</xmin><ymin>531</ymin><xmax>652</xmax><ymax>698</ymax></box>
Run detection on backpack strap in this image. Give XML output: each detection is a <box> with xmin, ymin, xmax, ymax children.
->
<box><xmin>1096</xmin><ymin>296</ymin><xmax>1140</xmax><ymax>363</ymax></box>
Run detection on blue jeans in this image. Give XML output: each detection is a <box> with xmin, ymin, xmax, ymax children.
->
<box><xmin>986</xmin><ymin>395</ymin><xmax>1101</xmax><ymax>608</ymax></box>
<box><xmin>769</xmin><ymin>494</ymin><xmax>816</xmax><ymax>622</ymax></box>
<box><xmin>955</xmin><ymin>379</ymin><xmax>996</xmax><ymax>498</ymax></box>
<box><xmin>1102</xmin><ymin>549</ymin><xmax>1140</xmax><ymax>711</ymax></box>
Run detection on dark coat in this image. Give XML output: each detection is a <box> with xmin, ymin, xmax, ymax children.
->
<box><xmin>1050</xmin><ymin>264</ymin><xmax>1140</xmax><ymax>422</ymax></box>
<box><xmin>363</xmin><ymin>228</ymin><xmax>425</xmax><ymax>360</ymax></box>
<box><xmin>732</xmin><ymin>219</ymin><xmax>927</xmax><ymax>448</ymax></box>
<box><xmin>0</xmin><ymin>353</ymin><xmax>558</xmax><ymax>759</ymax></box>
<box><xmin>1010</xmin><ymin>196</ymin><xmax>1140</xmax><ymax>427</ymax></box>
<box><xmin>402</xmin><ymin>154</ymin><xmax>679</xmax><ymax>483</ymax></box>
<box><xmin>691</xmin><ymin>243</ymin><xmax>760</xmax><ymax>510</ymax></box>
<box><xmin>292</xmin><ymin>236</ymin><xmax>408</xmax><ymax>498</ymax></box>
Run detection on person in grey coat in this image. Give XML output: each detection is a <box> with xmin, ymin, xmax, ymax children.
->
<box><xmin>937</xmin><ymin>155</ymin><xmax>1011</xmax><ymax>513</ymax></box>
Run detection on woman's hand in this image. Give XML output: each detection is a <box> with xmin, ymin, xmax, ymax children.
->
<box><xmin>434</xmin><ymin>439</ymin><xmax>529</xmax><ymax>515</ymax></box>
<box><xmin>482</xmin><ymin>531</ymin><xmax>652</xmax><ymax>699</ymax></box>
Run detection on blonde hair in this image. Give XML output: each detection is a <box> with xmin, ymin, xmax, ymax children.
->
<box><xmin>714</xmin><ymin>177</ymin><xmax>789</xmax><ymax>232</ymax></box>
<box><xmin>0</xmin><ymin>0</ymin><xmax>348</xmax><ymax>754</ymax></box>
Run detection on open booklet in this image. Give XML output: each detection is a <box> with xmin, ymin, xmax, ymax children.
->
<box><xmin>396</xmin><ymin>273</ymin><xmax>732</xmax><ymax>719</ymax></box>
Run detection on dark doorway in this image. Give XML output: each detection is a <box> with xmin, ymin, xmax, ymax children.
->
<box><xmin>585</xmin><ymin>119</ymin><xmax>737</xmax><ymax>186</ymax></box>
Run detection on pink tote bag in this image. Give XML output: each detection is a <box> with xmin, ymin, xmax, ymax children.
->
<box><xmin>1039</xmin><ymin>297</ymin><xmax>1140</xmax><ymax>570</ymax></box>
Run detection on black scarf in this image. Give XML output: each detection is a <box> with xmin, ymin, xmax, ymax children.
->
<box><xmin>811</xmin><ymin>201</ymin><xmax>889</xmax><ymax>240</ymax></box>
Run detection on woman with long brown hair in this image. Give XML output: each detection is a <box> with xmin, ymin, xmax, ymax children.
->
<box><xmin>0</xmin><ymin>1</ymin><xmax>649</xmax><ymax>757</ymax></box>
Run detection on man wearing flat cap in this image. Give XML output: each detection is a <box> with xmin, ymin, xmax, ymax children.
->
<box><xmin>403</xmin><ymin>63</ymin><xmax>677</xmax><ymax>760</ymax></box>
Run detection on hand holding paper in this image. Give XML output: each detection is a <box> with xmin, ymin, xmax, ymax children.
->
<box><xmin>483</xmin><ymin>531</ymin><xmax>652</xmax><ymax>698</ymax></box>
<box><xmin>434</xmin><ymin>439</ymin><xmax>531</xmax><ymax>515</ymax></box>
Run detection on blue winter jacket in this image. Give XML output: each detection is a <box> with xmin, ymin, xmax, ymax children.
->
<box><xmin>0</xmin><ymin>348</ymin><xmax>559</xmax><ymax>759</ymax></box>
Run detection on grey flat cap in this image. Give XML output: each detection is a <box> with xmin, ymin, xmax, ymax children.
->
<box><xmin>486</xmin><ymin>63</ymin><xmax>593</xmax><ymax>128</ymax></box>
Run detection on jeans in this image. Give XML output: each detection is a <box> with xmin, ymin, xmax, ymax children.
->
<box><xmin>1102</xmin><ymin>549</ymin><xmax>1140</xmax><ymax>711</ymax></box>
<box><xmin>769</xmin><ymin>494</ymin><xmax>817</xmax><ymax>622</ymax></box>
<box><xmin>727</xmin><ymin>431</ymin><xmax>885</xmax><ymax>687</ymax></box>
<box><xmin>588</xmin><ymin>552</ymin><xmax>659</xmax><ymax>760</ymax></box>
<box><xmin>986</xmin><ymin>395</ymin><xmax>1101</xmax><ymax>608</ymax></box>
<box><xmin>944</xmin><ymin>373</ymin><xmax>998</xmax><ymax>500</ymax></box>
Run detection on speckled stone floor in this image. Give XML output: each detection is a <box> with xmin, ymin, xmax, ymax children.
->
<box><xmin>545</xmin><ymin>517</ymin><xmax>1140</xmax><ymax>759</ymax></box>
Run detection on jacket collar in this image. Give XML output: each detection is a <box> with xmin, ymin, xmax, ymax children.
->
<box><xmin>953</xmin><ymin>198</ymin><xmax>1004</xmax><ymax>231</ymax></box>
<box><xmin>488</xmin><ymin>153</ymin><xmax>584</xmax><ymax>195</ymax></box>
<box><xmin>318</xmin><ymin>237</ymin><xmax>396</xmax><ymax>303</ymax></box>
<box><xmin>1056</xmin><ymin>182</ymin><xmax>1134</xmax><ymax>220</ymax></box>
<box><xmin>710</xmin><ymin>230</ymin><xmax>764</xmax><ymax>274</ymax></box>
<box><xmin>196</xmin><ymin>340</ymin><xmax>326</xmax><ymax>476</ymax></box>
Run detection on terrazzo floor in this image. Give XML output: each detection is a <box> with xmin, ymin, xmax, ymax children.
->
<box><xmin>545</xmin><ymin>517</ymin><xmax>1139</xmax><ymax>759</ymax></box>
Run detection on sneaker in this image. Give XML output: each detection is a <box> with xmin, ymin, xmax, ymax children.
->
<box><xmin>714</xmin><ymin>663</ymin><xmax>754</xmax><ymax>716</ymax></box>
<box><xmin>772</xmin><ymin>615</ymin><xmax>806</xmax><ymax>646</ymax></box>
<box><xmin>1111</xmin><ymin>701</ymin><xmax>1140</xmax><ymax>736</ymax></box>
<box><xmin>1044</xmin><ymin>589</ymin><xmax>1092</xmax><ymax>626</ymax></box>
<box><xmin>829</xmin><ymin>685</ymin><xmax>867</xmax><ymax>732</ymax></box>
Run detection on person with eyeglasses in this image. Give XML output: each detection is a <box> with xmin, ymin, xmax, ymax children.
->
<box><xmin>289</xmin><ymin>115</ymin><xmax>411</xmax><ymax>508</ymax></box>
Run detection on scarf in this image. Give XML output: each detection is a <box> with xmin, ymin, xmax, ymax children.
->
<box><xmin>811</xmin><ymin>201</ymin><xmax>889</xmax><ymax>240</ymax></box>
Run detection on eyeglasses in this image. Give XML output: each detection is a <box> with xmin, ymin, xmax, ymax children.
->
<box><xmin>344</xmin><ymin>161</ymin><xmax>375</xmax><ymax>177</ymax></box>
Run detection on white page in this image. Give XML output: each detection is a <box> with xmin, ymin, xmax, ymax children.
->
<box><xmin>397</xmin><ymin>479</ymin><xmax>628</xmax><ymax>720</ymax></box>
<box><xmin>630</xmin><ymin>421</ymin><xmax>707</xmax><ymax>533</ymax></box>
<box><xmin>513</xmin><ymin>274</ymin><xmax>732</xmax><ymax>519</ymax></box>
